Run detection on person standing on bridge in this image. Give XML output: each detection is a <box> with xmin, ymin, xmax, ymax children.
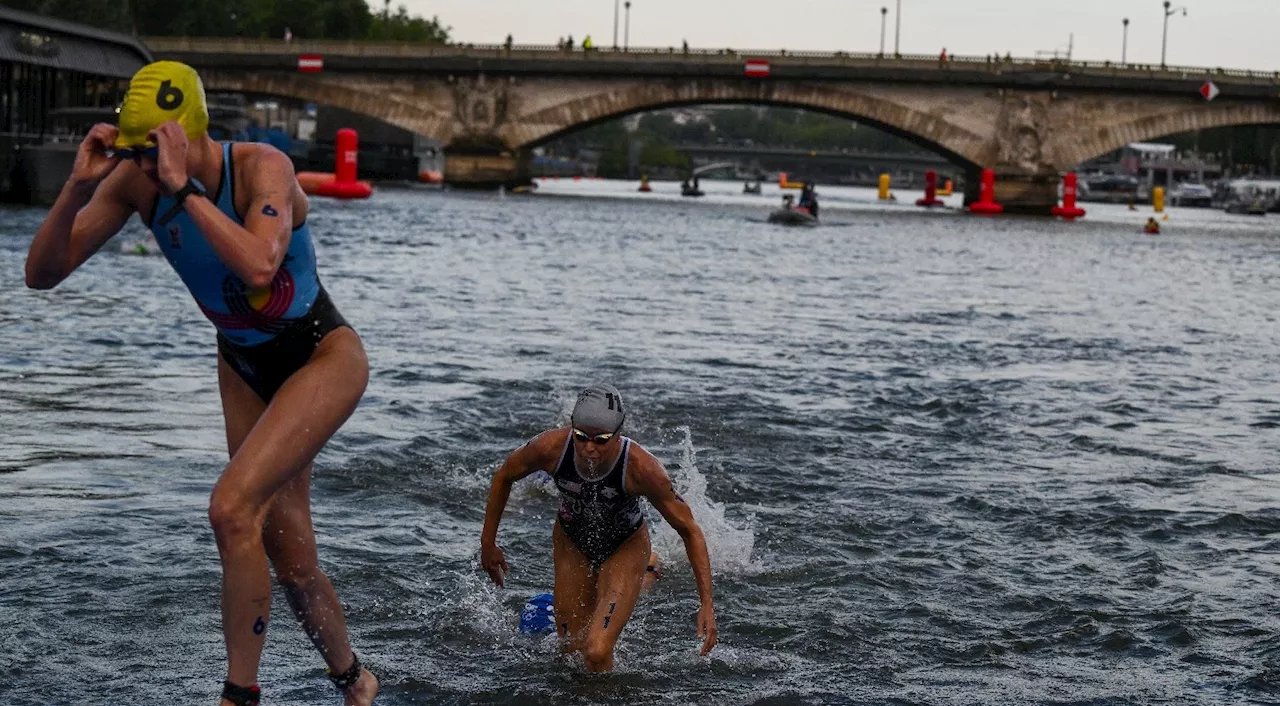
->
<box><xmin>24</xmin><ymin>61</ymin><xmax>377</xmax><ymax>706</ymax></box>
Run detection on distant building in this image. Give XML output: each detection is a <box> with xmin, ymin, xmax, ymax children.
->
<box><xmin>1082</xmin><ymin>142</ymin><xmax>1222</xmax><ymax>187</ymax></box>
<box><xmin>1</xmin><ymin>7</ymin><xmax>151</xmax><ymax>202</ymax></box>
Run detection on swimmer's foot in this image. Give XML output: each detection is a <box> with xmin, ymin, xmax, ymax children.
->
<box><xmin>328</xmin><ymin>653</ymin><xmax>379</xmax><ymax>706</ymax></box>
<box><xmin>343</xmin><ymin>668</ymin><xmax>378</xmax><ymax>706</ymax></box>
<box><xmin>220</xmin><ymin>682</ymin><xmax>260</xmax><ymax>706</ymax></box>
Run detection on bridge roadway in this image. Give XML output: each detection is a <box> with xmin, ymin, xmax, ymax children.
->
<box><xmin>145</xmin><ymin>38</ymin><xmax>1280</xmax><ymax>213</ymax></box>
<box><xmin>146</xmin><ymin>38</ymin><xmax>1280</xmax><ymax>95</ymax></box>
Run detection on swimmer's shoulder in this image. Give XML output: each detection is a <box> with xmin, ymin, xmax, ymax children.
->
<box><xmin>231</xmin><ymin>142</ymin><xmax>297</xmax><ymax>189</ymax></box>
<box><xmin>230</xmin><ymin>142</ymin><xmax>308</xmax><ymax>219</ymax></box>
<box><xmin>525</xmin><ymin>427</ymin><xmax>571</xmax><ymax>460</ymax></box>
<box><xmin>622</xmin><ymin>442</ymin><xmax>667</xmax><ymax>494</ymax></box>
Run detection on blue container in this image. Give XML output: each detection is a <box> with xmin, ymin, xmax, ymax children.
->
<box><xmin>519</xmin><ymin>593</ymin><xmax>556</xmax><ymax>635</ymax></box>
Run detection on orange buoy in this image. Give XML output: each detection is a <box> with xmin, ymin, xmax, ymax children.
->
<box><xmin>778</xmin><ymin>171</ymin><xmax>804</xmax><ymax>189</ymax></box>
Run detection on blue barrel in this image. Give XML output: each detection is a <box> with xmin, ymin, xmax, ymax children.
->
<box><xmin>519</xmin><ymin>593</ymin><xmax>556</xmax><ymax>635</ymax></box>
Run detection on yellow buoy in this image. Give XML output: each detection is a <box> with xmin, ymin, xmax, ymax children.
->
<box><xmin>878</xmin><ymin>173</ymin><xmax>891</xmax><ymax>200</ymax></box>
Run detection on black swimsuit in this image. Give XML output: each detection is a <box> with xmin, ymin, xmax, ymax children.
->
<box><xmin>216</xmin><ymin>288</ymin><xmax>350</xmax><ymax>402</ymax></box>
<box><xmin>552</xmin><ymin>434</ymin><xmax>645</xmax><ymax>568</ymax></box>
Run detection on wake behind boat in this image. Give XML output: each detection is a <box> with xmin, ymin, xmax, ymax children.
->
<box><xmin>767</xmin><ymin>208</ymin><xmax>818</xmax><ymax>226</ymax></box>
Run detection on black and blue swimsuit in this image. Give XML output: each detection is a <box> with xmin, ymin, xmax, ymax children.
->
<box><xmin>146</xmin><ymin>142</ymin><xmax>351</xmax><ymax>402</ymax></box>
<box><xmin>552</xmin><ymin>434</ymin><xmax>645</xmax><ymax>568</ymax></box>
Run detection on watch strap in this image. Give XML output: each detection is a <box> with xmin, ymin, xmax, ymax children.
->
<box><xmin>157</xmin><ymin>178</ymin><xmax>206</xmax><ymax>227</ymax></box>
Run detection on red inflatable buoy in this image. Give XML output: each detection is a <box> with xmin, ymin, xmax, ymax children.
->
<box><xmin>1050</xmin><ymin>172</ymin><xmax>1086</xmax><ymax>220</ymax></box>
<box><xmin>968</xmin><ymin>169</ymin><xmax>1004</xmax><ymax>215</ymax></box>
<box><xmin>299</xmin><ymin>128</ymin><xmax>373</xmax><ymax>200</ymax></box>
<box><xmin>916</xmin><ymin>169</ymin><xmax>945</xmax><ymax>207</ymax></box>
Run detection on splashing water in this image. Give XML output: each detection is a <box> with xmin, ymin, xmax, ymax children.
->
<box><xmin>651</xmin><ymin>426</ymin><xmax>758</xmax><ymax>575</ymax></box>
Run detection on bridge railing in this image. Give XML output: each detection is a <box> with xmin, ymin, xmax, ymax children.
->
<box><xmin>143</xmin><ymin>37</ymin><xmax>1280</xmax><ymax>84</ymax></box>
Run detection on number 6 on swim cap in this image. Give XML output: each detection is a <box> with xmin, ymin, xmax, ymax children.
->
<box><xmin>114</xmin><ymin>61</ymin><xmax>209</xmax><ymax>149</ymax></box>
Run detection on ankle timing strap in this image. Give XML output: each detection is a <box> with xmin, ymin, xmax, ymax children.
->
<box><xmin>221</xmin><ymin>681</ymin><xmax>261</xmax><ymax>706</ymax></box>
<box><xmin>327</xmin><ymin>652</ymin><xmax>362</xmax><ymax>691</ymax></box>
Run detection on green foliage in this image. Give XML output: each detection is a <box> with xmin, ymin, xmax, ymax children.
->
<box><xmin>1167</xmin><ymin>126</ymin><xmax>1280</xmax><ymax>171</ymax></box>
<box><xmin>14</xmin><ymin>0</ymin><xmax>449</xmax><ymax>43</ymax></box>
<box><xmin>9</xmin><ymin>0</ymin><xmax>132</xmax><ymax>31</ymax></box>
<box><xmin>700</xmin><ymin>107</ymin><xmax>925</xmax><ymax>153</ymax></box>
<box><xmin>367</xmin><ymin>5</ymin><xmax>450</xmax><ymax>43</ymax></box>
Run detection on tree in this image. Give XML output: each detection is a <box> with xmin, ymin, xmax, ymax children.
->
<box><xmin>15</xmin><ymin>0</ymin><xmax>448</xmax><ymax>43</ymax></box>
<box><xmin>367</xmin><ymin>5</ymin><xmax>450</xmax><ymax>43</ymax></box>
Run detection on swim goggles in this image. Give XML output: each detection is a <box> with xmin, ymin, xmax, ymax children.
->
<box><xmin>113</xmin><ymin>145</ymin><xmax>159</xmax><ymax>163</ymax></box>
<box><xmin>571</xmin><ymin>428</ymin><xmax>619</xmax><ymax>445</ymax></box>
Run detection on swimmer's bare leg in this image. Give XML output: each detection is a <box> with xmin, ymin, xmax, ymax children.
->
<box><xmin>212</xmin><ymin>328</ymin><xmax>374</xmax><ymax>704</ymax></box>
<box><xmin>263</xmin><ymin>469</ymin><xmax>377</xmax><ymax>705</ymax></box>
<box><xmin>581</xmin><ymin>525</ymin><xmax>650</xmax><ymax>672</ymax></box>
<box><xmin>552</xmin><ymin>522</ymin><xmax>596</xmax><ymax>654</ymax></box>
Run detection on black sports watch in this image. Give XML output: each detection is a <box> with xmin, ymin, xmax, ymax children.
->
<box><xmin>158</xmin><ymin>177</ymin><xmax>207</xmax><ymax>226</ymax></box>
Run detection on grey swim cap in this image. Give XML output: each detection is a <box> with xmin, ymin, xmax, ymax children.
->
<box><xmin>571</xmin><ymin>384</ymin><xmax>626</xmax><ymax>432</ymax></box>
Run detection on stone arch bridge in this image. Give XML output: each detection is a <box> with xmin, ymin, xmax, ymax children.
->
<box><xmin>148</xmin><ymin>38</ymin><xmax>1280</xmax><ymax>213</ymax></box>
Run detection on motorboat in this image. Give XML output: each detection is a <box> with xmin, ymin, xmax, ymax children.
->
<box><xmin>1225</xmin><ymin>197</ymin><xmax>1269</xmax><ymax>216</ymax></box>
<box><xmin>681</xmin><ymin>180</ymin><xmax>704</xmax><ymax>197</ymax></box>
<box><xmin>1168</xmin><ymin>182</ymin><xmax>1213</xmax><ymax>208</ymax></box>
<box><xmin>743</xmin><ymin>180</ymin><xmax>762</xmax><ymax>195</ymax></box>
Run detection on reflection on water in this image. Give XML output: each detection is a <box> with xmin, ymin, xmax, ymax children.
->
<box><xmin>2</xmin><ymin>182</ymin><xmax>1280</xmax><ymax>705</ymax></box>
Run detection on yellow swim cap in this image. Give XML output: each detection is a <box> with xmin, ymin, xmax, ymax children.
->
<box><xmin>114</xmin><ymin>61</ymin><xmax>209</xmax><ymax>149</ymax></box>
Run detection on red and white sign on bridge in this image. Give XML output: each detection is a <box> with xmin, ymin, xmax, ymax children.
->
<box><xmin>744</xmin><ymin>59</ymin><xmax>771</xmax><ymax>78</ymax></box>
<box><xmin>297</xmin><ymin>54</ymin><xmax>324</xmax><ymax>72</ymax></box>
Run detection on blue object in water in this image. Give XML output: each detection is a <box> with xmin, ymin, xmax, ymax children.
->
<box><xmin>519</xmin><ymin>593</ymin><xmax>556</xmax><ymax>635</ymax></box>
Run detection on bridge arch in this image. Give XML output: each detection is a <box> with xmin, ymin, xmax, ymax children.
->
<box><xmin>1061</xmin><ymin>102</ymin><xmax>1280</xmax><ymax>168</ymax></box>
<box><xmin>202</xmin><ymin>72</ymin><xmax>989</xmax><ymax>170</ymax></box>
<box><xmin>505</xmin><ymin>81</ymin><xmax>986</xmax><ymax>171</ymax></box>
<box><xmin>200</xmin><ymin>71</ymin><xmax>456</xmax><ymax>141</ymax></box>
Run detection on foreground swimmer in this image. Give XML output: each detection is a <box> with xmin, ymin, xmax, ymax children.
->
<box><xmin>24</xmin><ymin>62</ymin><xmax>376</xmax><ymax>706</ymax></box>
<box><xmin>480</xmin><ymin>384</ymin><xmax>717</xmax><ymax>671</ymax></box>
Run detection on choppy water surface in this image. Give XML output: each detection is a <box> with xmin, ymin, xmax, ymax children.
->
<box><xmin>3</xmin><ymin>181</ymin><xmax>1280</xmax><ymax>705</ymax></box>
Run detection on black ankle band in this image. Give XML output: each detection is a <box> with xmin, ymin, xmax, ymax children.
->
<box><xmin>221</xmin><ymin>681</ymin><xmax>261</xmax><ymax>706</ymax></box>
<box><xmin>327</xmin><ymin>652</ymin><xmax>361</xmax><ymax>691</ymax></box>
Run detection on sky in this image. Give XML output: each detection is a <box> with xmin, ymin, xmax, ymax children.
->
<box><xmin>393</xmin><ymin>0</ymin><xmax>1279</xmax><ymax>72</ymax></box>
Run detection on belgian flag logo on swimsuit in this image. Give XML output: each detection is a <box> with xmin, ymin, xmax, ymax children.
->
<box><xmin>199</xmin><ymin>265</ymin><xmax>297</xmax><ymax>334</ymax></box>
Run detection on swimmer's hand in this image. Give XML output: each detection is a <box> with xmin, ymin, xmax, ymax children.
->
<box><xmin>148</xmin><ymin>121</ymin><xmax>190</xmax><ymax>193</ymax></box>
<box><xmin>480</xmin><ymin>542</ymin><xmax>509</xmax><ymax>587</ymax></box>
<box><xmin>70</xmin><ymin>124</ymin><xmax>122</xmax><ymax>188</ymax></box>
<box><xmin>697</xmin><ymin>603</ymin><xmax>717</xmax><ymax>655</ymax></box>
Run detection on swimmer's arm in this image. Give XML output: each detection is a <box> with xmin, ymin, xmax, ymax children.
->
<box><xmin>26</xmin><ymin>152</ymin><xmax>132</xmax><ymax>289</ymax></box>
<box><xmin>180</xmin><ymin>146</ymin><xmax>294</xmax><ymax>290</ymax></box>
<box><xmin>480</xmin><ymin>429</ymin><xmax>565</xmax><ymax>546</ymax></box>
<box><xmin>631</xmin><ymin>454</ymin><xmax>715</xmax><ymax>611</ymax></box>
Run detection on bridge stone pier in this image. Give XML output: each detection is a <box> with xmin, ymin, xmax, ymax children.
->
<box><xmin>147</xmin><ymin>39</ymin><xmax>1280</xmax><ymax>214</ymax></box>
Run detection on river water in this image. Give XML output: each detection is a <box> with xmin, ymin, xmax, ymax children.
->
<box><xmin>3</xmin><ymin>179</ymin><xmax>1280</xmax><ymax>705</ymax></box>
